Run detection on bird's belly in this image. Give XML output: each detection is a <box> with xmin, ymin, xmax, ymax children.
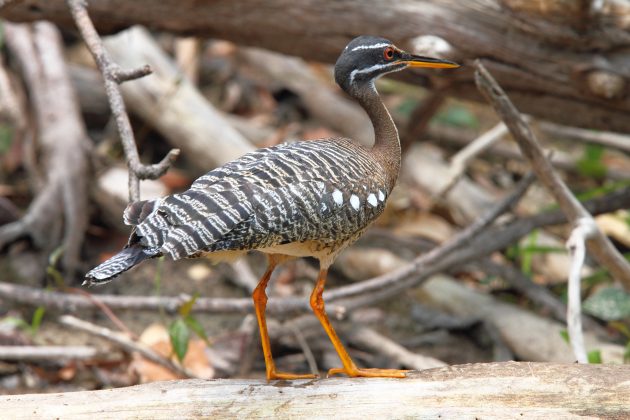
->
<box><xmin>258</xmin><ymin>240</ymin><xmax>329</xmax><ymax>259</ymax></box>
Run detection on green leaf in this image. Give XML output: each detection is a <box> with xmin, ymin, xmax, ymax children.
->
<box><xmin>576</xmin><ymin>144</ymin><xmax>606</xmax><ymax>179</ymax></box>
<box><xmin>520</xmin><ymin>230</ymin><xmax>539</xmax><ymax>275</ymax></box>
<box><xmin>583</xmin><ymin>287</ymin><xmax>630</xmax><ymax>321</ymax></box>
<box><xmin>587</xmin><ymin>349</ymin><xmax>602</xmax><ymax>364</ymax></box>
<box><xmin>559</xmin><ymin>329</ymin><xmax>570</xmax><ymax>344</ymax></box>
<box><xmin>0</xmin><ymin>125</ymin><xmax>12</xmax><ymax>154</ymax></box>
<box><xmin>169</xmin><ymin>319</ymin><xmax>190</xmax><ymax>362</ymax></box>
<box><xmin>433</xmin><ymin>105</ymin><xmax>479</xmax><ymax>129</ymax></box>
<box><xmin>184</xmin><ymin>315</ymin><xmax>208</xmax><ymax>344</ymax></box>
<box><xmin>178</xmin><ymin>293</ymin><xmax>199</xmax><ymax>318</ymax></box>
<box><xmin>624</xmin><ymin>342</ymin><xmax>630</xmax><ymax>363</ymax></box>
<box><xmin>30</xmin><ymin>307</ymin><xmax>45</xmax><ymax>335</ymax></box>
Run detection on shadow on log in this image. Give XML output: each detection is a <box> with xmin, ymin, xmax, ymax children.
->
<box><xmin>1</xmin><ymin>362</ymin><xmax>628</xmax><ymax>418</ymax></box>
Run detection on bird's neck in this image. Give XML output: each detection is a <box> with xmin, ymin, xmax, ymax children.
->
<box><xmin>353</xmin><ymin>83</ymin><xmax>401</xmax><ymax>190</ymax></box>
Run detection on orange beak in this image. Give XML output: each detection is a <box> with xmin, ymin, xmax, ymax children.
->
<box><xmin>401</xmin><ymin>53</ymin><xmax>460</xmax><ymax>69</ymax></box>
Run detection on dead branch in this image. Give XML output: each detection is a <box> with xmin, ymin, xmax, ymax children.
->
<box><xmin>421</xmin><ymin>275</ymin><xmax>625</xmax><ymax>364</ymax></box>
<box><xmin>66</xmin><ymin>0</ymin><xmax>178</xmax><ymax>202</ymax></box>
<box><xmin>58</xmin><ymin>315</ymin><xmax>194</xmax><ymax>379</ymax></box>
<box><xmin>0</xmin><ymin>345</ymin><xmax>103</xmax><ymax>362</ymax></box>
<box><xmin>474</xmin><ymin>61</ymin><xmax>630</xmax><ymax>290</ymax></box>
<box><xmin>473</xmin><ymin>259</ymin><xmax>604</xmax><ymax>333</ymax></box>
<box><xmin>0</xmin><ymin>362</ymin><xmax>628</xmax><ymax>418</ymax></box>
<box><xmin>426</xmin><ymin>124</ymin><xmax>630</xmax><ymax>181</ymax></box>
<box><xmin>102</xmin><ymin>27</ymin><xmax>254</xmax><ymax>171</ymax></box>
<box><xmin>536</xmin><ymin>120</ymin><xmax>630</xmax><ymax>154</ymax></box>
<box><xmin>565</xmin><ymin>218</ymin><xmax>598</xmax><ymax>363</ymax></box>
<box><xmin>346</xmin><ymin>327</ymin><xmax>446</xmax><ymax>370</ymax></box>
<box><xmin>0</xmin><ymin>22</ymin><xmax>90</xmax><ymax>274</ymax></box>
<box><xmin>4</xmin><ymin>0</ymin><xmax>630</xmax><ymax>132</ymax></box>
<box><xmin>436</xmin><ymin>122</ymin><xmax>508</xmax><ymax>197</ymax></box>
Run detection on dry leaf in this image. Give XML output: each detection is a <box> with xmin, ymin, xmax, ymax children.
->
<box><xmin>596</xmin><ymin>212</ymin><xmax>630</xmax><ymax>248</ymax></box>
<box><xmin>129</xmin><ymin>323</ymin><xmax>214</xmax><ymax>383</ymax></box>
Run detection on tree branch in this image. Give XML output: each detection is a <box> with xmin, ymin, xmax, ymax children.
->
<box><xmin>474</xmin><ymin>60</ymin><xmax>630</xmax><ymax>290</ymax></box>
<box><xmin>65</xmin><ymin>0</ymin><xmax>179</xmax><ymax>202</ymax></box>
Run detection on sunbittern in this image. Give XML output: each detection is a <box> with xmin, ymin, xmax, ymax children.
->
<box><xmin>86</xmin><ymin>36</ymin><xmax>459</xmax><ymax>380</ymax></box>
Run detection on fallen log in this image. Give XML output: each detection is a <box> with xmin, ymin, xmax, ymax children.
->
<box><xmin>3</xmin><ymin>0</ymin><xmax>630</xmax><ymax>132</ymax></box>
<box><xmin>1</xmin><ymin>362</ymin><xmax>628</xmax><ymax>419</ymax></box>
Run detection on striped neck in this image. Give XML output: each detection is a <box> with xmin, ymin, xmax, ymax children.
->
<box><xmin>353</xmin><ymin>82</ymin><xmax>401</xmax><ymax>190</ymax></box>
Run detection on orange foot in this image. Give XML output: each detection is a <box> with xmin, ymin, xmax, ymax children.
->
<box><xmin>267</xmin><ymin>370</ymin><xmax>318</xmax><ymax>381</ymax></box>
<box><xmin>327</xmin><ymin>367</ymin><xmax>409</xmax><ymax>378</ymax></box>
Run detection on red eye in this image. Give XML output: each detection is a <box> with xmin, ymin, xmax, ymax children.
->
<box><xmin>383</xmin><ymin>47</ymin><xmax>395</xmax><ymax>60</ymax></box>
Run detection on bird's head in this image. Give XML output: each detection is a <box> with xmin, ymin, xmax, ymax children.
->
<box><xmin>335</xmin><ymin>35</ymin><xmax>459</xmax><ymax>94</ymax></box>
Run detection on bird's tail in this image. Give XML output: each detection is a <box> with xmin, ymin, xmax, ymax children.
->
<box><xmin>84</xmin><ymin>245</ymin><xmax>158</xmax><ymax>286</ymax></box>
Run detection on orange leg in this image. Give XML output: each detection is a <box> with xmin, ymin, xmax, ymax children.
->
<box><xmin>310</xmin><ymin>268</ymin><xmax>409</xmax><ymax>378</ymax></box>
<box><xmin>253</xmin><ymin>256</ymin><xmax>317</xmax><ymax>381</ymax></box>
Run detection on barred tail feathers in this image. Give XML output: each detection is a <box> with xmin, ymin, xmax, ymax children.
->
<box><xmin>84</xmin><ymin>245</ymin><xmax>158</xmax><ymax>285</ymax></box>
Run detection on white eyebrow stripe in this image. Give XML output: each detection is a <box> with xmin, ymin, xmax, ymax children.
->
<box><xmin>351</xmin><ymin>43</ymin><xmax>390</xmax><ymax>52</ymax></box>
<box><xmin>348</xmin><ymin>61</ymin><xmax>401</xmax><ymax>85</ymax></box>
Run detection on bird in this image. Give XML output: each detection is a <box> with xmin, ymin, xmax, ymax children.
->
<box><xmin>85</xmin><ymin>35</ymin><xmax>459</xmax><ymax>380</ymax></box>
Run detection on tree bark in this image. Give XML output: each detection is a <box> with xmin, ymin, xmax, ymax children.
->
<box><xmin>1</xmin><ymin>362</ymin><xmax>628</xmax><ymax>419</ymax></box>
<box><xmin>2</xmin><ymin>0</ymin><xmax>630</xmax><ymax>132</ymax></box>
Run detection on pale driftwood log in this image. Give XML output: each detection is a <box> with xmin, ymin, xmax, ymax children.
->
<box><xmin>1</xmin><ymin>362</ymin><xmax>629</xmax><ymax>419</ymax></box>
<box><xmin>102</xmin><ymin>26</ymin><xmax>254</xmax><ymax>171</ymax></box>
<box><xmin>0</xmin><ymin>22</ymin><xmax>90</xmax><ymax>274</ymax></box>
<box><xmin>3</xmin><ymin>0</ymin><xmax>630</xmax><ymax>132</ymax></box>
<box><xmin>422</xmin><ymin>275</ymin><xmax>626</xmax><ymax>364</ymax></box>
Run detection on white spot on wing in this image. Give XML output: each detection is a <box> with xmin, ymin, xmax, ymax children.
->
<box><xmin>367</xmin><ymin>193</ymin><xmax>378</xmax><ymax>207</ymax></box>
<box><xmin>378</xmin><ymin>190</ymin><xmax>385</xmax><ymax>201</ymax></box>
<box><xmin>332</xmin><ymin>189</ymin><xmax>343</xmax><ymax>206</ymax></box>
<box><xmin>350</xmin><ymin>194</ymin><xmax>360</xmax><ymax>210</ymax></box>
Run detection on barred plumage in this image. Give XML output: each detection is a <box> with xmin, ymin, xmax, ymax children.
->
<box><xmin>85</xmin><ymin>35</ymin><xmax>458</xmax><ymax>380</ymax></box>
<box><xmin>86</xmin><ymin>138</ymin><xmax>390</xmax><ymax>282</ymax></box>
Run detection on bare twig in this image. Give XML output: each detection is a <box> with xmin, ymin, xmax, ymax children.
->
<box><xmin>287</xmin><ymin>323</ymin><xmax>319</xmax><ymax>376</ymax></box>
<box><xmin>437</xmin><ymin>122</ymin><xmax>508</xmax><ymax>197</ymax></box>
<box><xmin>65</xmin><ymin>0</ymin><xmax>179</xmax><ymax>202</ymax></box>
<box><xmin>566</xmin><ymin>218</ymin><xmax>598</xmax><ymax>363</ymax></box>
<box><xmin>0</xmin><ymin>345</ymin><xmax>103</xmax><ymax>362</ymax></box>
<box><xmin>426</xmin><ymin>124</ymin><xmax>630</xmax><ymax>181</ymax></box>
<box><xmin>537</xmin><ymin>120</ymin><xmax>630</xmax><ymax>154</ymax></box>
<box><xmin>65</xmin><ymin>287</ymin><xmax>135</xmax><ymax>337</ymax></box>
<box><xmin>347</xmin><ymin>327</ymin><xmax>446</xmax><ymax>370</ymax></box>
<box><xmin>58</xmin><ymin>315</ymin><xmax>195</xmax><ymax>378</ymax></box>
<box><xmin>474</xmin><ymin>60</ymin><xmax>630</xmax><ymax>290</ymax></box>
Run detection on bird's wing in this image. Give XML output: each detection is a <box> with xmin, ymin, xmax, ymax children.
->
<box><xmin>126</xmin><ymin>139</ymin><xmax>387</xmax><ymax>259</ymax></box>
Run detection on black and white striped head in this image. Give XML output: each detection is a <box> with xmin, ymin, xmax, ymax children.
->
<box><xmin>335</xmin><ymin>36</ymin><xmax>459</xmax><ymax>94</ymax></box>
